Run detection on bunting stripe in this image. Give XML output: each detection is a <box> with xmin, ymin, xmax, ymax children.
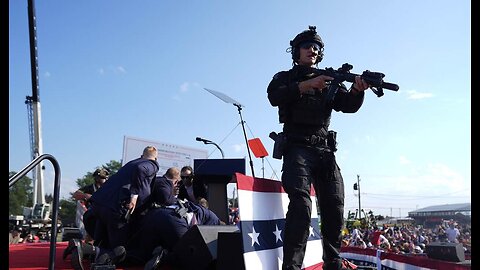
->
<box><xmin>240</xmin><ymin>219</ymin><xmax>321</xmax><ymax>253</ymax></box>
<box><xmin>236</xmin><ymin>173</ymin><xmax>323</xmax><ymax>270</ymax></box>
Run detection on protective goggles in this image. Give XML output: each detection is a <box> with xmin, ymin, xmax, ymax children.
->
<box><xmin>299</xmin><ymin>42</ymin><xmax>321</xmax><ymax>51</ymax></box>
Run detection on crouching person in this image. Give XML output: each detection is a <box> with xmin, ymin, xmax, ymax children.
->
<box><xmin>126</xmin><ymin>200</ymin><xmax>224</xmax><ymax>269</ymax></box>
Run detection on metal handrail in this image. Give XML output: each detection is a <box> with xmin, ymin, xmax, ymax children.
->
<box><xmin>9</xmin><ymin>154</ymin><xmax>61</xmax><ymax>270</ymax></box>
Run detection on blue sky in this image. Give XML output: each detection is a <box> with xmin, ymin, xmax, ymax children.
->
<box><xmin>9</xmin><ymin>1</ymin><xmax>471</xmax><ymax>218</ymax></box>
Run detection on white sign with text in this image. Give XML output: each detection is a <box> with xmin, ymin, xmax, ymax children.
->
<box><xmin>122</xmin><ymin>135</ymin><xmax>208</xmax><ymax>176</ymax></box>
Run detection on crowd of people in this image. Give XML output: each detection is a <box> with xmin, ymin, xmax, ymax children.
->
<box><xmin>341</xmin><ymin>220</ymin><xmax>471</xmax><ymax>256</ymax></box>
<box><xmin>8</xmin><ymin>227</ymin><xmax>42</xmax><ymax>244</ymax></box>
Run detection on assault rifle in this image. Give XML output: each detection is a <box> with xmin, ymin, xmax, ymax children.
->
<box><xmin>304</xmin><ymin>63</ymin><xmax>399</xmax><ymax>104</ymax></box>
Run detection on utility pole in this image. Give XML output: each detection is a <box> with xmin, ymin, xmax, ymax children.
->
<box><xmin>356</xmin><ymin>175</ymin><xmax>361</xmax><ymax>220</ymax></box>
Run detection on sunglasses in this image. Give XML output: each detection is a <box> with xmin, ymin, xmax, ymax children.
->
<box><xmin>299</xmin><ymin>42</ymin><xmax>321</xmax><ymax>51</ymax></box>
<box><xmin>181</xmin><ymin>175</ymin><xmax>193</xmax><ymax>180</ymax></box>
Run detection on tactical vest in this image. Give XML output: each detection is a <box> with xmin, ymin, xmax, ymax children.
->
<box><xmin>278</xmin><ymin>66</ymin><xmax>333</xmax><ymax>127</ymax></box>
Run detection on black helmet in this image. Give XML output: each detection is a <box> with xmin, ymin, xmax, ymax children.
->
<box><xmin>289</xmin><ymin>25</ymin><xmax>324</xmax><ymax>64</ymax></box>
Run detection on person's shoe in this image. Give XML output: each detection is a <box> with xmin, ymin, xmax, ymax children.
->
<box><xmin>341</xmin><ymin>258</ymin><xmax>358</xmax><ymax>269</ymax></box>
<box><xmin>324</xmin><ymin>258</ymin><xmax>357</xmax><ymax>270</ymax></box>
<box><xmin>70</xmin><ymin>239</ymin><xmax>85</xmax><ymax>270</ymax></box>
<box><xmin>63</xmin><ymin>238</ymin><xmax>78</xmax><ymax>260</ymax></box>
<box><xmin>95</xmin><ymin>246</ymin><xmax>126</xmax><ymax>265</ymax></box>
<box><xmin>144</xmin><ymin>246</ymin><xmax>167</xmax><ymax>270</ymax></box>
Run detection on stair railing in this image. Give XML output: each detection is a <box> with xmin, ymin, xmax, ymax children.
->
<box><xmin>9</xmin><ymin>154</ymin><xmax>61</xmax><ymax>270</ymax></box>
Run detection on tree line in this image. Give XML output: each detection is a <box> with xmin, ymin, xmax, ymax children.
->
<box><xmin>9</xmin><ymin>160</ymin><xmax>122</xmax><ymax>226</ymax></box>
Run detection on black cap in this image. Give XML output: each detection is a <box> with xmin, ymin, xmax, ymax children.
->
<box><xmin>93</xmin><ymin>168</ymin><xmax>109</xmax><ymax>179</ymax></box>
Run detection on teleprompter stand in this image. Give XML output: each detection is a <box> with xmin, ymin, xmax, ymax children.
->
<box><xmin>203</xmin><ymin>88</ymin><xmax>256</xmax><ymax>178</ymax></box>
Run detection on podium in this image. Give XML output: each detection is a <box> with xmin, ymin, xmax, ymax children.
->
<box><xmin>194</xmin><ymin>158</ymin><xmax>245</xmax><ymax>223</ymax></box>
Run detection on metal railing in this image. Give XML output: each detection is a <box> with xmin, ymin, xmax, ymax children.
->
<box><xmin>9</xmin><ymin>154</ymin><xmax>61</xmax><ymax>270</ymax></box>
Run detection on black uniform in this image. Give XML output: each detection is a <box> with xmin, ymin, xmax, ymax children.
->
<box><xmin>78</xmin><ymin>184</ymin><xmax>97</xmax><ymax>208</ymax></box>
<box><xmin>267</xmin><ymin>64</ymin><xmax>364</xmax><ymax>270</ymax></box>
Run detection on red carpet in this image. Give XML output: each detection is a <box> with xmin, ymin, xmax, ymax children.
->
<box><xmin>9</xmin><ymin>242</ymin><xmax>143</xmax><ymax>270</ymax></box>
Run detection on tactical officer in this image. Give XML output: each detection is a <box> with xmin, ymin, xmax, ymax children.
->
<box><xmin>267</xmin><ymin>26</ymin><xmax>370</xmax><ymax>270</ymax></box>
<box><xmin>73</xmin><ymin>168</ymin><xmax>109</xmax><ymax>209</ymax></box>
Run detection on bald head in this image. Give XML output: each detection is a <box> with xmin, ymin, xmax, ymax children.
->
<box><xmin>165</xmin><ymin>167</ymin><xmax>180</xmax><ymax>181</ymax></box>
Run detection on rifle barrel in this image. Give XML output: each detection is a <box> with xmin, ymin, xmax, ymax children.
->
<box><xmin>382</xmin><ymin>82</ymin><xmax>399</xmax><ymax>91</ymax></box>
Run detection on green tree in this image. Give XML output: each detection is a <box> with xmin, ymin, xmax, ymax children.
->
<box><xmin>45</xmin><ymin>193</ymin><xmax>53</xmax><ymax>204</ymax></box>
<box><xmin>74</xmin><ymin>160</ymin><xmax>121</xmax><ymax>190</ymax></box>
<box><xmin>9</xmin><ymin>171</ymin><xmax>33</xmax><ymax>216</ymax></box>
<box><xmin>59</xmin><ymin>160</ymin><xmax>122</xmax><ymax>225</ymax></box>
<box><xmin>59</xmin><ymin>198</ymin><xmax>77</xmax><ymax>226</ymax></box>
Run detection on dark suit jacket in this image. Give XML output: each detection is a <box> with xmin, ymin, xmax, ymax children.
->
<box><xmin>150</xmin><ymin>176</ymin><xmax>178</xmax><ymax>206</ymax></box>
<box><xmin>91</xmin><ymin>157</ymin><xmax>159</xmax><ymax>213</ymax></box>
<box><xmin>126</xmin><ymin>201</ymin><xmax>221</xmax><ymax>262</ymax></box>
<box><xmin>177</xmin><ymin>178</ymin><xmax>208</xmax><ymax>202</ymax></box>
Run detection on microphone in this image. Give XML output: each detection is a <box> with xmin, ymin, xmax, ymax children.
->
<box><xmin>195</xmin><ymin>137</ymin><xmax>225</xmax><ymax>159</ymax></box>
<box><xmin>196</xmin><ymin>137</ymin><xmax>212</xmax><ymax>144</ymax></box>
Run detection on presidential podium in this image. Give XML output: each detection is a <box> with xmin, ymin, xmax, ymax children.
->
<box><xmin>194</xmin><ymin>158</ymin><xmax>245</xmax><ymax>223</ymax></box>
